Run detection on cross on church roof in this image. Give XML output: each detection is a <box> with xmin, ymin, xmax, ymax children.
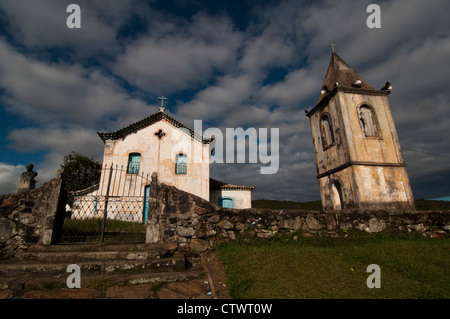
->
<box><xmin>157</xmin><ymin>96</ymin><xmax>168</xmax><ymax>107</ymax></box>
<box><xmin>328</xmin><ymin>42</ymin><xmax>337</xmax><ymax>53</ymax></box>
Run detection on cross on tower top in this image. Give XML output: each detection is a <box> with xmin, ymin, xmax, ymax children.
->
<box><xmin>328</xmin><ymin>42</ymin><xmax>337</xmax><ymax>53</ymax></box>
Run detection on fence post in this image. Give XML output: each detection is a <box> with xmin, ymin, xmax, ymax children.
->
<box><xmin>100</xmin><ymin>165</ymin><xmax>114</xmax><ymax>242</ymax></box>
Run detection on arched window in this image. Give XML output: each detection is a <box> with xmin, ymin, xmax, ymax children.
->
<box><xmin>320</xmin><ymin>113</ymin><xmax>334</xmax><ymax>148</ymax></box>
<box><xmin>359</xmin><ymin>105</ymin><xmax>378</xmax><ymax>137</ymax></box>
<box><xmin>127</xmin><ymin>153</ymin><xmax>141</xmax><ymax>174</ymax></box>
<box><xmin>175</xmin><ymin>153</ymin><xmax>187</xmax><ymax>175</ymax></box>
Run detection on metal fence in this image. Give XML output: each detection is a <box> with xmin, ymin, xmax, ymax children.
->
<box><xmin>59</xmin><ymin>164</ymin><xmax>152</xmax><ymax>243</ymax></box>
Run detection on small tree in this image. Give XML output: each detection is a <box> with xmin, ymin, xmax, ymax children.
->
<box><xmin>61</xmin><ymin>151</ymin><xmax>102</xmax><ymax>192</ymax></box>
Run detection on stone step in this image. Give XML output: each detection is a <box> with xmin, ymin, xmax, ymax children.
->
<box><xmin>14</xmin><ymin>250</ymin><xmax>170</xmax><ymax>262</ymax></box>
<box><xmin>1</xmin><ymin>267</ymin><xmax>205</xmax><ymax>292</ymax></box>
<box><xmin>26</xmin><ymin>243</ymin><xmax>177</xmax><ymax>253</ymax></box>
<box><xmin>11</xmin><ymin>243</ymin><xmax>179</xmax><ymax>263</ymax></box>
<box><xmin>0</xmin><ymin>254</ymin><xmax>187</xmax><ymax>277</ymax></box>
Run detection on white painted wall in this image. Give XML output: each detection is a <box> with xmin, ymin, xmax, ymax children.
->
<box><xmin>210</xmin><ymin>189</ymin><xmax>252</xmax><ymax>209</ymax></box>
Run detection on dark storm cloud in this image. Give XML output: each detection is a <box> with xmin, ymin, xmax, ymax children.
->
<box><xmin>0</xmin><ymin>0</ymin><xmax>449</xmax><ymax>200</ymax></box>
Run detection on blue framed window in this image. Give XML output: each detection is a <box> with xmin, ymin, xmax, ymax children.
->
<box><xmin>127</xmin><ymin>153</ymin><xmax>141</xmax><ymax>174</ymax></box>
<box><xmin>175</xmin><ymin>153</ymin><xmax>187</xmax><ymax>174</ymax></box>
<box><xmin>218</xmin><ymin>197</ymin><xmax>234</xmax><ymax>208</ymax></box>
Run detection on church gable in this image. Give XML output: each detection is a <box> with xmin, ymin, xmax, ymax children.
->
<box><xmin>97</xmin><ymin>110</ymin><xmax>207</xmax><ymax>144</ymax></box>
<box><xmin>98</xmin><ymin>110</ymin><xmax>211</xmax><ymax>201</ymax></box>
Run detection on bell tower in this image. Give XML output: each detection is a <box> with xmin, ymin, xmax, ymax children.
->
<box><xmin>306</xmin><ymin>51</ymin><xmax>415</xmax><ymax>210</ymax></box>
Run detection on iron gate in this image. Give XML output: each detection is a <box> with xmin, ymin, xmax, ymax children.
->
<box><xmin>60</xmin><ymin>164</ymin><xmax>152</xmax><ymax>243</ymax></box>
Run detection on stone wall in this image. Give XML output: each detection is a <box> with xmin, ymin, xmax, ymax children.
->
<box><xmin>0</xmin><ymin>171</ymin><xmax>66</xmax><ymax>259</ymax></box>
<box><xmin>2</xmin><ymin>171</ymin><xmax>449</xmax><ymax>260</ymax></box>
<box><xmin>146</xmin><ymin>180</ymin><xmax>450</xmax><ymax>254</ymax></box>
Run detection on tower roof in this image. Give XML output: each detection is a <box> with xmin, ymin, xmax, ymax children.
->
<box><xmin>306</xmin><ymin>51</ymin><xmax>388</xmax><ymax>117</ymax></box>
<box><xmin>316</xmin><ymin>51</ymin><xmax>377</xmax><ymax>103</ymax></box>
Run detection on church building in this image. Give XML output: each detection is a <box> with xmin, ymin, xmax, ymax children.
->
<box><xmin>96</xmin><ymin>102</ymin><xmax>254</xmax><ymax>210</ymax></box>
<box><xmin>306</xmin><ymin>50</ymin><xmax>415</xmax><ymax>210</ymax></box>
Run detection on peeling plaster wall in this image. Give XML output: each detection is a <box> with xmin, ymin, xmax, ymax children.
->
<box><xmin>338</xmin><ymin>93</ymin><xmax>403</xmax><ymax>164</ymax></box>
<box><xmin>309</xmin><ymin>97</ymin><xmax>349</xmax><ymax>176</ymax></box>
<box><xmin>352</xmin><ymin>165</ymin><xmax>415</xmax><ymax>210</ymax></box>
<box><xmin>319</xmin><ymin>165</ymin><xmax>415</xmax><ymax>210</ymax></box>
<box><xmin>309</xmin><ymin>90</ymin><xmax>415</xmax><ymax>211</ymax></box>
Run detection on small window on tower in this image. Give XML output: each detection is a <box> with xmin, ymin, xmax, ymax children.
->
<box><xmin>320</xmin><ymin>113</ymin><xmax>334</xmax><ymax>149</ymax></box>
<box><xmin>359</xmin><ymin>105</ymin><xmax>378</xmax><ymax>137</ymax></box>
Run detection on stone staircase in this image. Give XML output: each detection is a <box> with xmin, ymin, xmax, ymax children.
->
<box><xmin>0</xmin><ymin>243</ymin><xmax>205</xmax><ymax>293</ymax></box>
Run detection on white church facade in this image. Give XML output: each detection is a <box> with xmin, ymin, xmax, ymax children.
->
<box><xmin>69</xmin><ymin>106</ymin><xmax>254</xmax><ymax>224</ymax></box>
<box><xmin>95</xmin><ymin>106</ymin><xmax>254</xmax><ymax>210</ymax></box>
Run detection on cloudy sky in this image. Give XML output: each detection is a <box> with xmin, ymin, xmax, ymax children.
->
<box><xmin>0</xmin><ymin>0</ymin><xmax>449</xmax><ymax>201</ymax></box>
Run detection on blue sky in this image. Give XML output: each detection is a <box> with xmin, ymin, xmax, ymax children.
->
<box><xmin>0</xmin><ymin>0</ymin><xmax>449</xmax><ymax>201</ymax></box>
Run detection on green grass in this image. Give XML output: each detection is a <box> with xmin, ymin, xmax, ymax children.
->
<box><xmin>89</xmin><ymin>278</ymin><xmax>115</xmax><ymax>290</ymax></box>
<box><xmin>62</xmin><ymin>218</ymin><xmax>147</xmax><ymax>233</ymax></box>
<box><xmin>41</xmin><ymin>281</ymin><xmax>65</xmax><ymax>290</ymax></box>
<box><xmin>60</xmin><ymin>218</ymin><xmax>146</xmax><ymax>242</ymax></box>
<box><xmin>215</xmin><ymin>231</ymin><xmax>450</xmax><ymax>299</ymax></box>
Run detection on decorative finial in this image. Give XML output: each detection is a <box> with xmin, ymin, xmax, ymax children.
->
<box><xmin>157</xmin><ymin>96</ymin><xmax>168</xmax><ymax>112</ymax></box>
<box><xmin>328</xmin><ymin>42</ymin><xmax>337</xmax><ymax>53</ymax></box>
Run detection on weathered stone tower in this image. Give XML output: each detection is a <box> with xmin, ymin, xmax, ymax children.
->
<box><xmin>306</xmin><ymin>51</ymin><xmax>415</xmax><ymax>210</ymax></box>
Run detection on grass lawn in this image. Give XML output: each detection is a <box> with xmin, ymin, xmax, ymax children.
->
<box><xmin>60</xmin><ymin>218</ymin><xmax>146</xmax><ymax>242</ymax></box>
<box><xmin>215</xmin><ymin>231</ymin><xmax>450</xmax><ymax>299</ymax></box>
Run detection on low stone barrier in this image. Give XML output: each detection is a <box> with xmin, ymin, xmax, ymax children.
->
<box><xmin>145</xmin><ymin>180</ymin><xmax>450</xmax><ymax>254</ymax></box>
